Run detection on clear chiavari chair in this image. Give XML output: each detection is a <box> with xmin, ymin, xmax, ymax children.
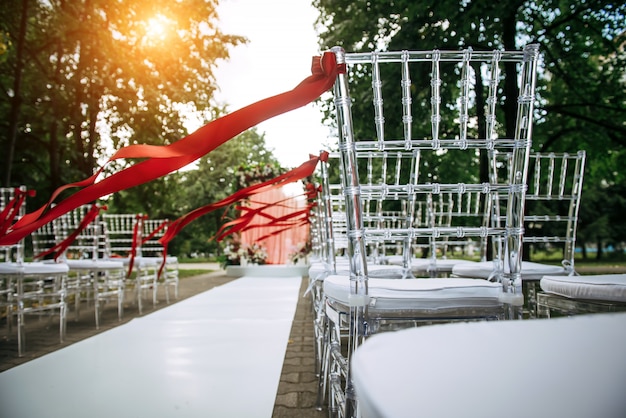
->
<box><xmin>56</xmin><ymin>205</ymin><xmax>125</xmax><ymax>329</ymax></box>
<box><xmin>453</xmin><ymin>150</ymin><xmax>587</xmax><ymax>316</ymax></box>
<box><xmin>322</xmin><ymin>44</ymin><xmax>540</xmax><ymax>417</ymax></box>
<box><xmin>0</xmin><ymin>187</ymin><xmax>69</xmax><ymax>356</ymax></box>
<box><xmin>141</xmin><ymin>218</ymin><xmax>179</xmax><ymax>303</ymax></box>
<box><xmin>100</xmin><ymin>213</ymin><xmax>158</xmax><ymax>314</ymax></box>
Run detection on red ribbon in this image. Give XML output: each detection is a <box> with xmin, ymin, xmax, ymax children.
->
<box><xmin>214</xmin><ymin>194</ymin><xmax>313</xmax><ymax>241</ymax></box>
<box><xmin>141</xmin><ymin>219</ymin><xmax>170</xmax><ymax>246</ymax></box>
<box><xmin>140</xmin><ymin>218</ymin><xmax>169</xmax><ymax>280</ymax></box>
<box><xmin>124</xmin><ymin>214</ymin><xmax>148</xmax><ymax>278</ymax></box>
<box><xmin>0</xmin><ymin>188</ymin><xmax>35</xmax><ymax>236</ymax></box>
<box><xmin>0</xmin><ymin>52</ymin><xmax>341</xmax><ymax>246</ymax></box>
<box><xmin>159</xmin><ymin>151</ymin><xmax>328</xmax><ymax>249</ymax></box>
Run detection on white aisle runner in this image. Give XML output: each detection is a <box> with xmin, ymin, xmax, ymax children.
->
<box><xmin>0</xmin><ymin>276</ymin><xmax>302</xmax><ymax>418</ymax></box>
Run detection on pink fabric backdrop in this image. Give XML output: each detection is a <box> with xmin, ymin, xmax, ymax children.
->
<box><xmin>240</xmin><ymin>186</ymin><xmax>309</xmax><ymax>264</ymax></box>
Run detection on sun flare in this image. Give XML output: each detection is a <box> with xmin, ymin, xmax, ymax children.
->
<box><xmin>142</xmin><ymin>14</ymin><xmax>174</xmax><ymax>44</ymax></box>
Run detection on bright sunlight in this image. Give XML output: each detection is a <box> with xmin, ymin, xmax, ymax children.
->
<box><xmin>141</xmin><ymin>14</ymin><xmax>175</xmax><ymax>46</ymax></box>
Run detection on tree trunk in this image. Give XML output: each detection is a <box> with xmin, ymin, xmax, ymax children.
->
<box><xmin>4</xmin><ymin>0</ymin><xmax>29</xmax><ymax>186</ymax></box>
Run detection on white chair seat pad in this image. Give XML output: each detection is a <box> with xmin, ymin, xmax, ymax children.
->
<box><xmin>323</xmin><ymin>275</ymin><xmax>502</xmax><ymax>310</ymax></box>
<box><xmin>452</xmin><ymin>260</ymin><xmax>566</xmax><ymax>281</ymax></box>
<box><xmin>141</xmin><ymin>255</ymin><xmax>178</xmax><ymax>264</ymax></box>
<box><xmin>411</xmin><ymin>258</ymin><xmax>475</xmax><ymax>272</ymax></box>
<box><xmin>309</xmin><ymin>262</ymin><xmax>405</xmax><ymax>280</ymax></box>
<box><xmin>351</xmin><ymin>312</ymin><xmax>626</xmax><ymax>418</ymax></box>
<box><xmin>0</xmin><ymin>262</ymin><xmax>69</xmax><ymax>274</ymax></box>
<box><xmin>107</xmin><ymin>256</ymin><xmax>161</xmax><ymax>267</ymax></box>
<box><xmin>308</xmin><ymin>259</ymin><xmax>350</xmax><ymax>278</ymax></box>
<box><xmin>540</xmin><ymin>274</ymin><xmax>626</xmax><ymax>302</ymax></box>
<box><xmin>66</xmin><ymin>259</ymin><xmax>124</xmax><ymax>270</ymax></box>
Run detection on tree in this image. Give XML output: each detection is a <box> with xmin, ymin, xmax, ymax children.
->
<box><xmin>313</xmin><ymin>0</ymin><xmax>626</xmax><ymax>259</ymax></box>
<box><xmin>0</xmin><ymin>0</ymin><xmax>245</xmax><ymax>209</ymax></box>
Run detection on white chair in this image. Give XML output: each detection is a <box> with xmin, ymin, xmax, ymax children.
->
<box><xmin>101</xmin><ymin>213</ymin><xmax>158</xmax><ymax>314</ymax></box>
<box><xmin>321</xmin><ymin>45</ymin><xmax>540</xmax><ymax>417</ymax></box>
<box><xmin>56</xmin><ymin>205</ymin><xmax>125</xmax><ymax>329</ymax></box>
<box><xmin>453</xmin><ymin>151</ymin><xmax>587</xmax><ymax>316</ymax></box>
<box><xmin>141</xmin><ymin>218</ymin><xmax>179</xmax><ymax>303</ymax></box>
<box><xmin>313</xmin><ymin>152</ymin><xmax>414</xmax><ymax>409</ymax></box>
<box><xmin>0</xmin><ymin>187</ymin><xmax>69</xmax><ymax>357</ymax></box>
<box><xmin>31</xmin><ymin>219</ymin><xmax>87</xmax><ymax>321</ymax></box>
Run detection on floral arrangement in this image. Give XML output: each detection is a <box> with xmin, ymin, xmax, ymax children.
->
<box><xmin>222</xmin><ymin>237</ymin><xmax>268</xmax><ymax>267</ymax></box>
<box><xmin>235</xmin><ymin>162</ymin><xmax>285</xmax><ymax>190</ymax></box>
<box><xmin>245</xmin><ymin>243</ymin><xmax>268</xmax><ymax>265</ymax></box>
<box><xmin>289</xmin><ymin>240</ymin><xmax>312</xmax><ymax>265</ymax></box>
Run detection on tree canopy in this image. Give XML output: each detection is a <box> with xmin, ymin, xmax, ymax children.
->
<box><xmin>0</xmin><ymin>0</ymin><xmax>244</xmax><ymax>206</ymax></box>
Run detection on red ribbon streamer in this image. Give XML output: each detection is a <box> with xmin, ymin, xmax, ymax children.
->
<box><xmin>159</xmin><ymin>151</ymin><xmax>328</xmax><ymax>249</ymax></box>
<box><xmin>0</xmin><ymin>188</ymin><xmax>35</xmax><ymax>236</ymax></box>
<box><xmin>0</xmin><ymin>52</ymin><xmax>341</xmax><ymax>246</ymax></box>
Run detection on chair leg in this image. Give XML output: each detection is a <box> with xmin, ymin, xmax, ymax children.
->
<box><xmin>59</xmin><ymin>302</ymin><xmax>66</xmax><ymax>343</ymax></box>
<box><xmin>94</xmin><ymin>293</ymin><xmax>101</xmax><ymax>330</ymax></box>
<box><xmin>152</xmin><ymin>279</ymin><xmax>158</xmax><ymax>308</ymax></box>
<box><xmin>137</xmin><ymin>281</ymin><xmax>143</xmax><ymax>315</ymax></box>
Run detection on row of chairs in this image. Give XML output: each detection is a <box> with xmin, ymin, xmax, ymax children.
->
<box><xmin>306</xmin><ymin>44</ymin><xmax>626</xmax><ymax>417</ymax></box>
<box><xmin>0</xmin><ymin>194</ymin><xmax>178</xmax><ymax>356</ymax></box>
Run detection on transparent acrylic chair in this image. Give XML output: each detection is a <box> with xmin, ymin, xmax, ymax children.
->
<box><xmin>321</xmin><ymin>45</ymin><xmax>540</xmax><ymax>417</ymax></box>
<box><xmin>453</xmin><ymin>151</ymin><xmax>587</xmax><ymax>316</ymax></box>
<box><xmin>0</xmin><ymin>187</ymin><xmax>69</xmax><ymax>356</ymax></box>
<box><xmin>101</xmin><ymin>213</ymin><xmax>158</xmax><ymax>313</ymax></box>
<box><xmin>56</xmin><ymin>205</ymin><xmax>125</xmax><ymax>329</ymax></box>
<box><xmin>314</xmin><ymin>151</ymin><xmax>417</xmax><ymax>409</ymax></box>
<box><xmin>141</xmin><ymin>218</ymin><xmax>179</xmax><ymax>303</ymax></box>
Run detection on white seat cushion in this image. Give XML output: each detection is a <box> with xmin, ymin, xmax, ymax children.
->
<box><xmin>540</xmin><ymin>274</ymin><xmax>626</xmax><ymax>302</ymax></box>
<box><xmin>66</xmin><ymin>259</ymin><xmax>124</xmax><ymax>270</ymax></box>
<box><xmin>0</xmin><ymin>261</ymin><xmax>69</xmax><ymax>274</ymax></box>
<box><xmin>323</xmin><ymin>275</ymin><xmax>503</xmax><ymax>310</ymax></box>
<box><xmin>107</xmin><ymin>256</ymin><xmax>161</xmax><ymax>267</ymax></box>
<box><xmin>352</xmin><ymin>312</ymin><xmax>626</xmax><ymax>418</ymax></box>
<box><xmin>308</xmin><ymin>259</ymin><xmax>350</xmax><ymax>278</ymax></box>
<box><xmin>309</xmin><ymin>262</ymin><xmax>406</xmax><ymax>280</ymax></box>
<box><xmin>411</xmin><ymin>258</ymin><xmax>475</xmax><ymax>273</ymax></box>
<box><xmin>386</xmin><ymin>256</ymin><xmax>474</xmax><ymax>273</ymax></box>
<box><xmin>452</xmin><ymin>260</ymin><xmax>567</xmax><ymax>281</ymax></box>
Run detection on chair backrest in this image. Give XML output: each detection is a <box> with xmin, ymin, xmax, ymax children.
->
<box><xmin>0</xmin><ymin>186</ymin><xmax>30</xmax><ymax>263</ymax></box>
<box><xmin>523</xmin><ymin>151</ymin><xmax>586</xmax><ymax>271</ymax></box>
<box><xmin>55</xmin><ymin>204</ymin><xmax>106</xmax><ymax>261</ymax></box>
<box><xmin>31</xmin><ymin>219</ymin><xmax>58</xmax><ymax>260</ymax></box>
<box><xmin>101</xmin><ymin>213</ymin><xmax>142</xmax><ymax>258</ymax></box>
<box><xmin>424</xmin><ymin>189</ymin><xmax>489</xmax><ymax>264</ymax></box>
<box><xmin>330</xmin><ymin>44</ymin><xmax>540</xmax><ymax>300</ymax></box>
<box><xmin>141</xmin><ymin>218</ymin><xmax>171</xmax><ymax>258</ymax></box>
